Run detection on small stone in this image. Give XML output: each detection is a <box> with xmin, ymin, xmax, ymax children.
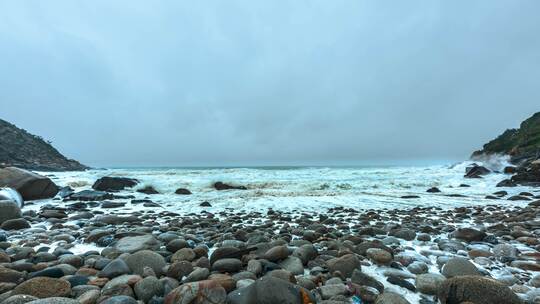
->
<box><xmin>351</xmin><ymin>269</ymin><xmax>384</xmax><ymax>293</ymax></box>
<box><xmin>114</xmin><ymin>235</ymin><xmax>160</xmax><ymax>254</ymax></box>
<box><xmin>326</xmin><ymin>254</ymin><xmax>360</xmax><ymax>278</ymax></box>
<box><xmin>1</xmin><ymin>218</ymin><xmax>30</xmax><ymax>230</ymax></box>
<box><xmin>407</xmin><ymin>261</ymin><xmax>429</xmax><ymax>274</ymax></box>
<box><xmin>164</xmin><ymin>280</ymin><xmax>226</xmax><ymax>304</ymax></box>
<box><xmin>125</xmin><ymin>250</ymin><xmax>166</xmax><ymax>276</ymax></box>
<box><xmin>279</xmin><ymin>256</ymin><xmax>304</xmax><ymax>275</ymax></box>
<box><xmin>263</xmin><ymin>245</ymin><xmax>289</xmax><ymax>262</ymax></box>
<box><xmin>211</xmin><ymin>258</ymin><xmax>242</xmax><ymax>273</ymax></box>
<box><xmin>12</xmin><ymin>277</ymin><xmax>71</xmax><ymax>298</ymax></box>
<box><xmin>375</xmin><ymin>292</ymin><xmax>411</xmax><ymax>304</ymax></box>
<box><xmin>451</xmin><ymin>228</ymin><xmax>486</xmax><ymax>242</ymax></box>
<box><xmin>134</xmin><ymin>276</ymin><xmax>163</xmax><ymax>303</ymax></box>
<box><xmin>184</xmin><ymin>267</ymin><xmax>210</xmax><ymax>283</ymax></box>
<box><xmin>99</xmin><ymin>258</ymin><xmax>131</xmax><ymax>279</ymax></box>
<box><xmin>319</xmin><ymin>283</ymin><xmax>347</xmax><ymax>299</ymax></box>
<box><xmin>100</xmin><ymin>295</ymin><xmax>139</xmax><ymax>304</ymax></box>
<box><xmin>416</xmin><ymin>273</ymin><xmax>445</xmax><ymax>295</ymax></box>
<box><xmin>1</xmin><ymin>295</ymin><xmax>39</xmax><ymax>304</ymax></box>
<box><xmin>441</xmin><ymin>257</ymin><xmax>481</xmax><ymax>278</ymax></box>
<box><xmin>171</xmin><ymin>248</ymin><xmax>196</xmax><ymax>263</ymax></box>
<box><xmin>366</xmin><ymin>248</ymin><xmax>393</xmax><ymax>264</ymax></box>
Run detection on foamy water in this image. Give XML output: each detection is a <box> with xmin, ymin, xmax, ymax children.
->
<box><xmin>37</xmin><ymin>159</ymin><xmax>535</xmax><ymax>213</ymax></box>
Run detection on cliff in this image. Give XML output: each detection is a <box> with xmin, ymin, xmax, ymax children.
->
<box><xmin>0</xmin><ymin>118</ymin><xmax>88</xmax><ymax>171</ymax></box>
<box><xmin>472</xmin><ymin>112</ymin><xmax>540</xmax><ymax>164</ymax></box>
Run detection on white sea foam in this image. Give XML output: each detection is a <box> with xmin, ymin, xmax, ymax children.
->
<box><xmin>37</xmin><ymin>161</ymin><xmax>534</xmax><ymax>214</ymax></box>
<box><xmin>0</xmin><ymin>187</ymin><xmax>24</xmax><ymax>207</ymax></box>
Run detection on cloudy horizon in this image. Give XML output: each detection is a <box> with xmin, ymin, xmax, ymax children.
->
<box><xmin>1</xmin><ymin>1</ymin><xmax>539</xmax><ymax>167</ymax></box>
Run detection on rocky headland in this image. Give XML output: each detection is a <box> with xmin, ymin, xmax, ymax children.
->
<box><xmin>472</xmin><ymin>112</ymin><xmax>540</xmax><ymax>187</ymax></box>
<box><xmin>0</xmin><ymin>119</ymin><xmax>88</xmax><ymax>171</ymax></box>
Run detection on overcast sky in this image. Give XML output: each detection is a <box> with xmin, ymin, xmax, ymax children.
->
<box><xmin>1</xmin><ymin>1</ymin><xmax>539</xmax><ymax>167</ymax></box>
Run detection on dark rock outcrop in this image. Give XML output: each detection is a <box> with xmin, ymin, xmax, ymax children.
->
<box><xmin>472</xmin><ymin>112</ymin><xmax>540</xmax><ymax>186</ymax></box>
<box><xmin>472</xmin><ymin>112</ymin><xmax>540</xmax><ymax>162</ymax></box>
<box><xmin>92</xmin><ymin>177</ymin><xmax>138</xmax><ymax>192</ymax></box>
<box><xmin>214</xmin><ymin>182</ymin><xmax>247</xmax><ymax>191</ymax></box>
<box><xmin>0</xmin><ymin>118</ymin><xmax>87</xmax><ymax>171</ymax></box>
<box><xmin>464</xmin><ymin>165</ymin><xmax>490</xmax><ymax>178</ymax></box>
<box><xmin>0</xmin><ymin>167</ymin><xmax>58</xmax><ymax>200</ymax></box>
<box><xmin>174</xmin><ymin>188</ymin><xmax>192</xmax><ymax>195</ymax></box>
<box><xmin>63</xmin><ymin>190</ymin><xmax>113</xmax><ymax>201</ymax></box>
<box><xmin>136</xmin><ymin>186</ymin><xmax>159</xmax><ymax>194</ymax></box>
<box><xmin>510</xmin><ymin>159</ymin><xmax>540</xmax><ymax>186</ymax></box>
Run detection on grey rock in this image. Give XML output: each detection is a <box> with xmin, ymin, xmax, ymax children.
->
<box><xmin>351</xmin><ymin>269</ymin><xmax>384</xmax><ymax>293</ymax></box>
<box><xmin>1</xmin><ymin>295</ymin><xmax>38</xmax><ymax>304</ymax></box>
<box><xmin>279</xmin><ymin>256</ymin><xmax>304</xmax><ymax>275</ymax></box>
<box><xmin>227</xmin><ymin>276</ymin><xmax>315</xmax><ymax>304</ymax></box>
<box><xmin>113</xmin><ymin>235</ymin><xmax>159</xmax><ymax>254</ymax></box>
<box><xmin>26</xmin><ymin>298</ymin><xmax>79</xmax><ymax>304</ymax></box>
<box><xmin>211</xmin><ymin>258</ymin><xmax>242</xmax><ymax>273</ymax></box>
<box><xmin>493</xmin><ymin>244</ymin><xmax>518</xmax><ymax>259</ymax></box>
<box><xmin>375</xmin><ymin>292</ymin><xmax>410</xmax><ymax>304</ymax></box>
<box><xmin>183</xmin><ymin>267</ymin><xmax>209</xmax><ymax>283</ymax></box>
<box><xmin>99</xmin><ymin>296</ymin><xmax>139</xmax><ymax>304</ymax></box>
<box><xmin>0</xmin><ymin>200</ymin><xmax>22</xmax><ymax>225</ymax></box>
<box><xmin>125</xmin><ymin>250</ymin><xmax>166</xmax><ymax>276</ymax></box>
<box><xmin>326</xmin><ymin>254</ymin><xmax>360</xmax><ymax>278</ymax></box>
<box><xmin>134</xmin><ymin>276</ymin><xmax>163</xmax><ymax>303</ymax></box>
<box><xmin>415</xmin><ymin>273</ymin><xmax>445</xmax><ymax>295</ymax></box>
<box><xmin>293</xmin><ymin>244</ymin><xmax>318</xmax><ymax>265</ymax></box>
<box><xmin>441</xmin><ymin>257</ymin><xmax>481</xmax><ymax>278</ymax></box>
<box><xmin>99</xmin><ymin>258</ymin><xmax>131</xmax><ymax>278</ymax></box>
<box><xmin>438</xmin><ymin>275</ymin><xmax>521</xmax><ymax>304</ymax></box>
<box><xmin>319</xmin><ymin>284</ymin><xmax>347</xmax><ymax>300</ymax></box>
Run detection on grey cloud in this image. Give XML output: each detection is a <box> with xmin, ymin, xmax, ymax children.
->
<box><xmin>1</xmin><ymin>1</ymin><xmax>539</xmax><ymax>166</ymax></box>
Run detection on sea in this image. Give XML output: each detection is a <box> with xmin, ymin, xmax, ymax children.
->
<box><xmin>37</xmin><ymin>157</ymin><xmax>535</xmax><ymax>214</ymax></box>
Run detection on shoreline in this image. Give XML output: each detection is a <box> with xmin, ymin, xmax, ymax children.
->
<box><xmin>1</xmin><ymin>183</ymin><xmax>539</xmax><ymax>303</ymax></box>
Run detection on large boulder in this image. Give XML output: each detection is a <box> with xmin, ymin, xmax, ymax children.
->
<box><xmin>0</xmin><ymin>200</ymin><xmax>22</xmax><ymax>224</ymax></box>
<box><xmin>92</xmin><ymin>177</ymin><xmax>138</xmax><ymax>191</ymax></box>
<box><xmin>438</xmin><ymin>275</ymin><xmax>522</xmax><ymax>304</ymax></box>
<box><xmin>0</xmin><ymin>167</ymin><xmax>58</xmax><ymax>200</ymax></box>
<box><xmin>227</xmin><ymin>276</ymin><xmax>315</xmax><ymax>304</ymax></box>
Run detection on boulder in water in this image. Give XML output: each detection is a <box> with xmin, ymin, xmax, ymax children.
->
<box><xmin>464</xmin><ymin>165</ymin><xmax>490</xmax><ymax>178</ymax></box>
<box><xmin>92</xmin><ymin>177</ymin><xmax>138</xmax><ymax>191</ymax></box>
<box><xmin>174</xmin><ymin>188</ymin><xmax>192</xmax><ymax>195</ymax></box>
<box><xmin>426</xmin><ymin>187</ymin><xmax>441</xmax><ymax>193</ymax></box>
<box><xmin>0</xmin><ymin>167</ymin><xmax>58</xmax><ymax>200</ymax></box>
<box><xmin>136</xmin><ymin>186</ymin><xmax>159</xmax><ymax>194</ymax></box>
<box><xmin>64</xmin><ymin>190</ymin><xmax>113</xmax><ymax>201</ymax></box>
<box><xmin>214</xmin><ymin>182</ymin><xmax>247</xmax><ymax>190</ymax></box>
